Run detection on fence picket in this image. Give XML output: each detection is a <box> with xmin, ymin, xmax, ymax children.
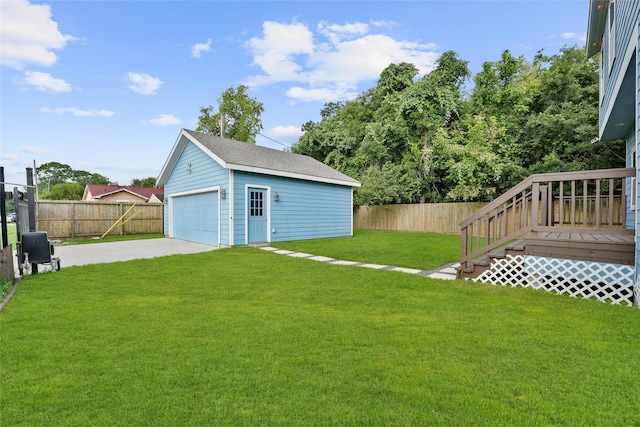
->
<box><xmin>36</xmin><ymin>201</ymin><xmax>163</xmax><ymax>239</ymax></box>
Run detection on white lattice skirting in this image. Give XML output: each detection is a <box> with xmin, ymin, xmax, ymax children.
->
<box><xmin>473</xmin><ymin>255</ymin><xmax>635</xmax><ymax>307</ymax></box>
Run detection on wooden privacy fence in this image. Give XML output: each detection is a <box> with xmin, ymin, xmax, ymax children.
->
<box><xmin>354</xmin><ymin>202</ymin><xmax>488</xmax><ymax>234</ymax></box>
<box><xmin>37</xmin><ymin>201</ymin><xmax>164</xmax><ymax>239</ymax></box>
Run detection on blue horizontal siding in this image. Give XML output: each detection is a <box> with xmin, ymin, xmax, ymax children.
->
<box><xmin>164</xmin><ymin>139</ymin><xmax>230</xmax><ymax>245</ymax></box>
<box><xmin>233</xmin><ymin>171</ymin><xmax>353</xmax><ymax>245</ymax></box>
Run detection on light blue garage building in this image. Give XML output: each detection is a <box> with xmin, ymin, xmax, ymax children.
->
<box><xmin>157</xmin><ymin>129</ymin><xmax>361</xmax><ymax>246</ymax></box>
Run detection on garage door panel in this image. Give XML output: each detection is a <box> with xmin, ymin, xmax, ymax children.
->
<box><xmin>172</xmin><ymin>191</ymin><xmax>218</xmax><ymax>245</ymax></box>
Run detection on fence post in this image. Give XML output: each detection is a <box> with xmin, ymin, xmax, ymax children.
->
<box><xmin>71</xmin><ymin>201</ymin><xmax>76</xmax><ymax>238</ymax></box>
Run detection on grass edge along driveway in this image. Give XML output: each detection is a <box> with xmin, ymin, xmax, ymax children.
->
<box><xmin>2</xmin><ymin>246</ymin><xmax>640</xmax><ymax>426</ymax></box>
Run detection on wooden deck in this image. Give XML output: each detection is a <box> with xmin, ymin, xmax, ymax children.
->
<box><xmin>459</xmin><ymin>168</ymin><xmax>637</xmax><ymax>279</ymax></box>
<box><xmin>459</xmin><ymin>228</ymin><xmax>636</xmax><ymax>279</ymax></box>
<box><xmin>523</xmin><ymin>230</ymin><xmax>635</xmax><ymax>266</ymax></box>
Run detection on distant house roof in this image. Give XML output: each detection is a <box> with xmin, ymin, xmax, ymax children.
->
<box><xmin>150</xmin><ymin>193</ymin><xmax>164</xmax><ymax>203</ymax></box>
<box><xmin>84</xmin><ymin>184</ymin><xmax>164</xmax><ymax>201</ymax></box>
<box><xmin>157</xmin><ymin>129</ymin><xmax>361</xmax><ymax>188</ymax></box>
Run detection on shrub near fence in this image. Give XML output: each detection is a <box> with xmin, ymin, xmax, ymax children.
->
<box><xmin>354</xmin><ymin>203</ymin><xmax>487</xmax><ymax>235</ymax></box>
<box><xmin>37</xmin><ymin>201</ymin><xmax>164</xmax><ymax>239</ymax></box>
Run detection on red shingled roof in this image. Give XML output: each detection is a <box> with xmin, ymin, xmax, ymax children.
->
<box><xmin>86</xmin><ymin>184</ymin><xmax>164</xmax><ymax>200</ymax></box>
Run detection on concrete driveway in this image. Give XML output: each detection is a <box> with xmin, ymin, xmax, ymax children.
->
<box><xmin>53</xmin><ymin>238</ymin><xmax>216</xmax><ymax>268</ymax></box>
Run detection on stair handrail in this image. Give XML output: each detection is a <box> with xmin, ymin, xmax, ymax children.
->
<box><xmin>460</xmin><ymin>168</ymin><xmax>634</xmax><ymax>228</ymax></box>
<box><xmin>460</xmin><ymin>167</ymin><xmax>635</xmax><ymax>269</ymax></box>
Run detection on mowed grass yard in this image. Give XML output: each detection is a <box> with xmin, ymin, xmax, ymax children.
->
<box><xmin>272</xmin><ymin>229</ymin><xmax>461</xmax><ymax>271</ymax></box>
<box><xmin>1</xmin><ymin>231</ymin><xmax>640</xmax><ymax>425</ymax></box>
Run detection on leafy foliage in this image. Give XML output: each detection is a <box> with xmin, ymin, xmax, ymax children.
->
<box><xmin>40</xmin><ymin>183</ymin><xmax>85</xmax><ymax>200</ymax></box>
<box><xmin>293</xmin><ymin>46</ymin><xmax>624</xmax><ymax>205</ymax></box>
<box><xmin>36</xmin><ymin>162</ymin><xmax>114</xmax><ymax>199</ymax></box>
<box><xmin>196</xmin><ymin>85</ymin><xmax>264</xmax><ymax>143</ymax></box>
<box><xmin>130</xmin><ymin>177</ymin><xmax>157</xmax><ymax>187</ymax></box>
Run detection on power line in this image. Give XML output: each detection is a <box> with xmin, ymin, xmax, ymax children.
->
<box><xmin>258</xmin><ymin>133</ymin><xmax>290</xmax><ymax>150</ymax></box>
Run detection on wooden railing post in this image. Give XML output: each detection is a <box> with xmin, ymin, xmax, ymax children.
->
<box><xmin>531</xmin><ymin>183</ymin><xmax>540</xmax><ymax>230</ymax></box>
<box><xmin>540</xmin><ymin>185</ymin><xmax>548</xmax><ymax>227</ymax></box>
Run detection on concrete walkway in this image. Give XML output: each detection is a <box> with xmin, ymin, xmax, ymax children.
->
<box><xmin>260</xmin><ymin>246</ymin><xmax>460</xmax><ymax>280</ymax></box>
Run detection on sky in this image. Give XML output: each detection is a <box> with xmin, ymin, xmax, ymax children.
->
<box><xmin>1</xmin><ymin>0</ymin><xmax>590</xmax><ymax>189</ymax></box>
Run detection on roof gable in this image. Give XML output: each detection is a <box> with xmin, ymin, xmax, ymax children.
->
<box><xmin>157</xmin><ymin>129</ymin><xmax>360</xmax><ymax>187</ymax></box>
<box><xmin>85</xmin><ymin>184</ymin><xmax>164</xmax><ymax>200</ymax></box>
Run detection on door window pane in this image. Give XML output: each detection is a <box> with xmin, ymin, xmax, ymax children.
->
<box><xmin>250</xmin><ymin>191</ymin><xmax>263</xmax><ymax>217</ymax></box>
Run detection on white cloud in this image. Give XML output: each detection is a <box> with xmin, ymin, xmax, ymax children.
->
<box><xmin>16</xmin><ymin>71</ymin><xmax>71</xmax><ymax>93</ymax></box>
<box><xmin>246</xmin><ymin>21</ymin><xmax>315</xmax><ymax>83</ymax></box>
<box><xmin>127</xmin><ymin>72</ymin><xmax>163</xmax><ymax>95</ymax></box>
<box><xmin>190</xmin><ymin>38</ymin><xmax>212</xmax><ymax>58</ymax></box>
<box><xmin>244</xmin><ymin>20</ymin><xmax>439</xmax><ymax>103</ymax></box>
<box><xmin>148</xmin><ymin>114</ymin><xmax>181</xmax><ymax>126</ymax></box>
<box><xmin>0</xmin><ymin>153</ymin><xmax>19</xmax><ymax>162</ymax></box>
<box><xmin>561</xmin><ymin>32</ymin><xmax>586</xmax><ymax>42</ymax></box>
<box><xmin>40</xmin><ymin>107</ymin><xmax>115</xmax><ymax>117</ymax></box>
<box><xmin>286</xmin><ymin>86</ymin><xmax>357</xmax><ymax>103</ymax></box>
<box><xmin>0</xmin><ymin>0</ymin><xmax>75</xmax><ymax>69</ymax></box>
<box><xmin>269</xmin><ymin>125</ymin><xmax>304</xmax><ymax>141</ymax></box>
<box><xmin>318</xmin><ymin>21</ymin><xmax>369</xmax><ymax>45</ymax></box>
<box><xmin>309</xmin><ymin>34</ymin><xmax>438</xmax><ymax>86</ymax></box>
<box><xmin>259</xmin><ymin>125</ymin><xmax>305</xmax><ymax>149</ymax></box>
<box><xmin>22</xmin><ymin>145</ymin><xmax>51</xmax><ymax>154</ymax></box>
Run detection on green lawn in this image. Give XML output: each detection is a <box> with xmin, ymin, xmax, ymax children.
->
<box><xmin>272</xmin><ymin>229</ymin><xmax>460</xmax><ymax>270</ymax></box>
<box><xmin>0</xmin><ymin>223</ymin><xmax>17</xmax><ymax>249</ymax></box>
<box><xmin>2</xmin><ymin>246</ymin><xmax>639</xmax><ymax>426</ymax></box>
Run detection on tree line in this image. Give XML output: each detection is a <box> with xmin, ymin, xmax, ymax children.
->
<box><xmin>36</xmin><ymin>161</ymin><xmax>157</xmax><ymax>200</ymax></box>
<box><xmin>36</xmin><ymin>45</ymin><xmax>623</xmax><ymax>205</ymax></box>
<box><xmin>291</xmin><ymin>46</ymin><xmax>624</xmax><ymax>206</ymax></box>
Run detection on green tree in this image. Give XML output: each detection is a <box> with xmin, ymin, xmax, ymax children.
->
<box><xmin>440</xmin><ymin>114</ymin><xmax>524</xmax><ymax>201</ymax></box>
<box><xmin>397</xmin><ymin>51</ymin><xmax>470</xmax><ymax>202</ymax></box>
<box><xmin>41</xmin><ymin>183</ymin><xmax>85</xmax><ymax>200</ymax></box>
<box><xmin>196</xmin><ymin>85</ymin><xmax>264</xmax><ymax>143</ymax></box>
<box><xmin>37</xmin><ymin>161</ymin><xmax>73</xmax><ymax>193</ymax></box>
<box><xmin>293</xmin><ymin>46</ymin><xmax>614</xmax><ymax>206</ymax></box>
<box><xmin>71</xmin><ymin>170</ymin><xmax>111</xmax><ymax>186</ymax></box>
<box><xmin>520</xmin><ymin>46</ymin><xmax>624</xmax><ymax>171</ymax></box>
<box><xmin>294</xmin><ymin>53</ymin><xmax>470</xmax><ymax>205</ymax></box>
<box><xmin>131</xmin><ymin>177</ymin><xmax>158</xmax><ymax>187</ymax></box>
<box><xmin>36</xmin><ymin>162</ymin><xmax>113</xmax><ymax>198</ymax></box>
<box><xmin>376</xmin><ymin>62</ymin><xmax>419</xmax><ymax>96</ymax></box>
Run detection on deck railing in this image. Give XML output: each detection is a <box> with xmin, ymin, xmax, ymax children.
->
<box><xmin>460</xmin><ymin>168</ymin><xmax>636</xmax><ymax>269</ymax></box>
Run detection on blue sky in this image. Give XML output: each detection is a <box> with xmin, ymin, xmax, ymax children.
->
<box><xmin>1</xmin><ymin>0</ymin><xmax>589</xmax><ymax>188</ymax></box>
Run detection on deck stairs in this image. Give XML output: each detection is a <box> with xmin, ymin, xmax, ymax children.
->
<box><xmin>458</xmin><ymin>238</ymin><xmax>526</xmax><ymax>279</ymax></box>
<box><xmin>458</xmin><ymin>168</ymin><xmax>635</xmax><ymax>278</ymax></box>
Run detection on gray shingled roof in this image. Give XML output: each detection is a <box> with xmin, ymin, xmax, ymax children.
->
<box><xmin>184</xmin><ymin>129</ymin><xmax>360</xmax><ymax>186</ymax></box>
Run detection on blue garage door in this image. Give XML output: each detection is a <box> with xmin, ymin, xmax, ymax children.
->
<box><xmin>172</xmin><ymin>191</ymin><xmax>218</xmax><ymax>245</ymax></box>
